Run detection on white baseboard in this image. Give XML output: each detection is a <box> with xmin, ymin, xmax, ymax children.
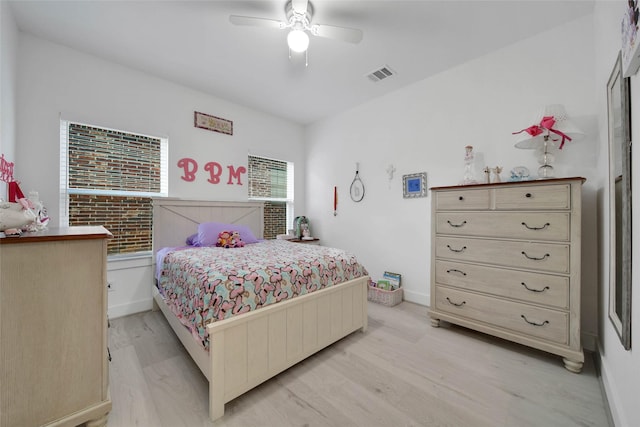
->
<box><xmin>596</xmin><ymin>346</ymin><xmax>626</xmax><ymax>427</ymax></box>
<box><xmin>108</xmin><ymin>298</ymin><xmax>153</xmax><ymax>319</ymax></box>
<box><xmin>581</xmin><ymin>331</ymin><xmax>598</xmax><ymax>353</ymax></box>
<box><xmin>403</xmin><ymin>289</ymin><xmax>429</xmax><ymax>307</ymax></box>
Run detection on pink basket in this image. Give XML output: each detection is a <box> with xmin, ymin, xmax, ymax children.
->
<box><xmin>367</xmin><ymin>285</ymin><xmax>403</xmax><ymax>307</ymax></box>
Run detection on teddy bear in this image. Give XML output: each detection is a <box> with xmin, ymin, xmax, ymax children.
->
<box><xmin>216</xmin><ymin>230</ymin><xmax>245</xmax><ymax>248</ymax></box>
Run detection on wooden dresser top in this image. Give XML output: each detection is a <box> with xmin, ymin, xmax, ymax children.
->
<box><xmin>430</xmin><ymin>176</ymin><xmax>586</xmax><ymax>191</ymax></box>
<box><xmin>0</xmin><ymin>226</ymin><xmax>112</xmax><ymax>244</ymax></box>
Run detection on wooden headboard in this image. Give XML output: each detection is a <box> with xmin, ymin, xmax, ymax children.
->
<box><xmin>152</xmin><ymin>198</ymin><xmax>264</xmax><ymax>254</ymax></box>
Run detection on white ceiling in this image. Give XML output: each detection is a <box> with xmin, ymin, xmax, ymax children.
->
<box><xmin>8</xmin><ymin>0</ymin><xmax>594</xmax><ymax>125</ymax></box>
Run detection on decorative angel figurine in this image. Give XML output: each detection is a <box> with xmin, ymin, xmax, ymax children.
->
<box><xmin>491</xmin><ymin>166</ymin><xmax>503</xmax><ymax>183</ymax></box>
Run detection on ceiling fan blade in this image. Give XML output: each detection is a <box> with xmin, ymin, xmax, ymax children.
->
<box><xmin>229</xmin><ymin>15</ymin><xmax>285</xmax><ymax>30</ymax></box>
<box><xmin>312</xmin><ymin>24</ymin><xmax>363</xmax><ymax>44</ymax></box>
<box><xmin>291</xmin><ymin>0</ymin><xmax>309</xmax><ymax>14</ymax></box>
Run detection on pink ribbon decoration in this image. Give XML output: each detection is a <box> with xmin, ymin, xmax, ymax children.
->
<box><xmin>513</xmin><ymin>115</ymin><xmax>573</xmax><ymax>149</ymax></box>
<box><xmin>539</xmin><ymin>116</ymin><xmax>556</xmax><ymax>129</ymax></box>
<box><xmin>513</xmin><ymin>125</ymin><xmax>544</xmax><ymax>137</ymax></box>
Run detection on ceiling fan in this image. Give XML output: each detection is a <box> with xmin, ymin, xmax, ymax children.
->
<box><xmin>229</xmin><ymin>0</ymin><xmax>363</xmax><ymax>65</ymax></box>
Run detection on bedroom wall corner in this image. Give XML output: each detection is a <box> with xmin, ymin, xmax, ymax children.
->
<box><xmin>305</xmin><ymin>15</ymin><xmax>598</xmax><ymax>322</ymax></box>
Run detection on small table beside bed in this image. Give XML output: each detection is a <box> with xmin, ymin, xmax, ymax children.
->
<box><xmin>152</xmin><ymin>198</ymin><xmax>370</xmax><ymax>421</ymax></box>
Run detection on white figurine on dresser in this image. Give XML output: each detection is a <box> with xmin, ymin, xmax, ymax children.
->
<box><xmin>428</xmin><ymin>177</ymin><xmax>585</xmax><ymax>373</ymax></box>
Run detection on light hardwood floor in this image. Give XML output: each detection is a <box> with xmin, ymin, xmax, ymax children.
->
<box><xmin>107</xmin><ymin>302</ymin><xmax>611</xmax><ymax>427</ymax></box>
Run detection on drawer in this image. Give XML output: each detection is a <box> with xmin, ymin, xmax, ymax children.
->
<box><xmin>434</xmin><ymin>286</ymin><xmax>568</xmax><ymax>344</ymax></box>
<box><xmin>495</xmin><ymin>184</ymin><xmax>570</xmax><ymax>210</ymax></box>
<box><xmin>435</xmin><ymin>212</ymin><xmax>570</xmax><ymax>241</ymax></box>
<box><xmin>435</xmin><ymin>189</ymin><xmax>490</xmax><ymax>210</ymax></box>
<box><xmin>434</xmin><ymin>260</ymin><xmax>569</xmax><ymax>309</ymax></box>
<box><xmin>435</xmin><ymin>236</ymin><xmax>570</xmax><ymax>273</ymax></box>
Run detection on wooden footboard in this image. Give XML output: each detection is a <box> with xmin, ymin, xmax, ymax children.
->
<box><xmin>154</xmin><ymin>275</ymin><xmax>369</xmax><ymax>421</ymax></box>
<box><xmin>152</xmin><ymin>199</ymin><xmax>369</xmax><ymax>421</ymax></box>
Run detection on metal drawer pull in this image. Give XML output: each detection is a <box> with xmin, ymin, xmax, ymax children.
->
<box><xmin>521</xmin><ymin>251</ymin><xmax>549</xmax><ymax>261</ymax></box>
<box><xmin>525</xmin><ymin>193</ymin><xmax>532</xmax><ymax>198</ymax></box>
<box><xmin>447</xmin><ymin>220</ymin><xmax>467</xmax><ymax>228</ymax></box>
<box><xmin>447</xmin><ymin>245</ymin><xmax>467</xmax><ymax>253</ymax></box>
<box><xmin>446</xmin><ymin>297</ymin><xmax>466</xmax><ymax>307</ymax></box>
<box><xmin>521</xmin><ymin>222</ymin><xmax>550</xmax><ymax>231</ymax></box>
<box><xmin>520</xmin><ymin>315</ymin><xmax>549</xmax><ymax>327</ymax></box>
<box><xmin>458</xmin><ymin>196</ymin><xmax>464</xmax><ymax>201</ymax></box>
<box><xmin>521</xmin><ymin>282</ymin><xmax>550</xmax><ymax>293</ymax></box>
<box><xmin>447</xmin><ymin>269</ymin><xmax>467</xmax><ymax>276</ymax></box>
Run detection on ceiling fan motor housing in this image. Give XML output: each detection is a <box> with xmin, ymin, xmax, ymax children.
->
<box><xmin>229</xmin><ymin>0</ymin><xmax>362</xmax><ymax>63</ymax></box>
<box><xmin>286</xmin><ymin>0</ymin><xmax>314</xmax><ymax>28</ymax></box>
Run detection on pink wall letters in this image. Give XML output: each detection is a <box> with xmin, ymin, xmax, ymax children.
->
<box><xmin>177</xmin><ymin>158</ymin><xmax>246</xmax><ymax>185</ymax></box>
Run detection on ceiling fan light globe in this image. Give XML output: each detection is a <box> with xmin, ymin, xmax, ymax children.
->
<box><xmin>287</xmin><ymin>29</ymin><xmax>309</xmax><ymax>52</ymax></box>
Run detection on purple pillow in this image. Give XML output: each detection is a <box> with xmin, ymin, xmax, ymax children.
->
<box><xmin>186</xmin><ymin>233</ymin><xmax>198</xmax><ymax>246</ymax></box>
<box><xmin>196</xmin><ymin>222</ymin><xmax>259</xmax><ymax>247</ymax></box>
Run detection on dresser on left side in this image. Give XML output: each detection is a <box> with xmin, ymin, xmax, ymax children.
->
<box><xmin>0</xmin><ymin>226</ymin><xmax>112</xmax><ymax>427</ymax></box>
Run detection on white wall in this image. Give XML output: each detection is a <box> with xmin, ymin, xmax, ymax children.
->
<box><xmin>16</xmin><ymin>34</ymin><xmax>305</xmax><ymax>217</ymax></box>
<box><xmin>305</xmin><ymin>4</ymin><xmax>640</xmax><ymax>425</ymax></box>
<box><xmin>0</xmin><ymin>0</ymin><xmax>18</xmax><ymax>198</ymax></box>
<box><xmin>306</xmin><ymin>14</ymin><xmax>600</xmax><ymax>344</ymax></box>
<box><xmin>15</xmin><ymin>33</ymin><xmax>305</xmax><ymax>317</ymax></box>
<box><xmin>594</xmin><ymin>2</ymin><xmax>640</xmax><ymax>427</ymax></box>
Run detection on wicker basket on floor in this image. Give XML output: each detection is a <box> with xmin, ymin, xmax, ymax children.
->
<box><xmin>367</xmin><ymin>285</ymin><xmax>403</xmax><ymax>307</ymax></box>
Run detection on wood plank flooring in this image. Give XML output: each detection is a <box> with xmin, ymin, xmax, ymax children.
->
<box><xmin>107</xmin><ymin>302</ymin><xmax>611</xmax><ymax>427</ymax></box>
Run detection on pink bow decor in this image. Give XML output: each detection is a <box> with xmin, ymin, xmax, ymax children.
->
<box><xmin>512</xmin><ymin>115</ymin><xmax>572</xmax><ymax>149</ymax></box>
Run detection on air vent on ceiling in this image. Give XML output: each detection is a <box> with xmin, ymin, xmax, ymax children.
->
<box><xmin>365</xmin><ymin>65</ymin><xmax>396</xmax><ymax>83</ymax></box>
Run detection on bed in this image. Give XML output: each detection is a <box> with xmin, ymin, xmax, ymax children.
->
<box><xmin>152</xmin><ymin>198</ymin><xmax>370</xmax><ymax>421</ymax></box>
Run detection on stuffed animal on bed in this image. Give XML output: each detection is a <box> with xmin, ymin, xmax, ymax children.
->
<box><xmin>216</xmin><ymin>230</ymin><xmax>245</xmax><ymax>248</ymax></box>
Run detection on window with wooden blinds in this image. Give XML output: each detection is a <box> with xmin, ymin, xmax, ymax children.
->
<box><xmin>60</xmin><ymin>121</ymin><xmax>168</xmax><ymax>255</ymax></box>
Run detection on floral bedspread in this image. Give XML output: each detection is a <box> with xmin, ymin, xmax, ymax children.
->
<box><xmin>157</xmin><ymin>240</ymin><xmax>368</xmax><ymax>350</ymax></box>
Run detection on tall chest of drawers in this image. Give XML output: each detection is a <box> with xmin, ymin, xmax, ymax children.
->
<box><xmin>428</xmin><ymin>177</ymin><xmax>584</xmax><ymax>372</ymax></box>
<box><xmin>0</xmin><ymin>226</ymin><xmax>112</xmax><ymax>426</ymax></box>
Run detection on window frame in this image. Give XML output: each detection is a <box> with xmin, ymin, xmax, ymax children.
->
<box><xmin>247</xmin><ymin>154</ymin><xmax>295</xmax><ymax>236</ymax></box>
<box><xmin>60</xmin><ymin>120</ymin><xmax>168</xmax><ymax>257</ymax></box>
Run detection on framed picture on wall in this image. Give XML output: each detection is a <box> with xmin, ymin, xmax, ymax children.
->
<box><xmin>402</xmin><ymin>172</ymin><xmax>427</xmax><ymax>198</ymax></box>
<box><xmin>194</xmin><ymin>111</ymin><xmax>233</xmax><ymax>135</ymax></box>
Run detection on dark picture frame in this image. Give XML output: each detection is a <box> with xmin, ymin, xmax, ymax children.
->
<box><xmin>607</xmin><ymin>51</ymin><xmax>632</xmax><ymax>350</ymax></box>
